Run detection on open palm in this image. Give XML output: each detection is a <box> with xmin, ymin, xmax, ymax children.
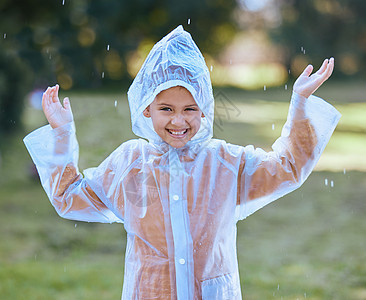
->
<box><xmin>42</xmin><ymin>84</ymin><xmax>73</xmax><ymax>129</ymax></box>
<box><xmin>293</xmin><ymin>57</ymin><xmax>334</xmax><ymax>99</ymax></box>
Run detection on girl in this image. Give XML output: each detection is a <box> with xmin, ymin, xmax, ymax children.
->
<box><xmin>24</xmin><ymin>25</ymin><xmax>341</xmax><ymax>299</ymax></box>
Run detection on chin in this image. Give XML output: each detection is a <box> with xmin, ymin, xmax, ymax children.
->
<box><xmin>162</xmin><ymin>132</ymin><xmax>192</xmax><ymax>148</ymax></box>
<box><xmin>168</xmin><ymin>140</ymin><xmax>188</xmax><ymax>148</ymax></box>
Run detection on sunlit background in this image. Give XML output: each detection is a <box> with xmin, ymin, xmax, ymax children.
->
<box><xmin>0</xmin><ymin>0</ymin><xmax>365</xmax><ymax>299</ymax></box>
<box><xmin>1</xmin><ymin>0</ymin><xmax>365</xmax><ymax>169</ymax></box>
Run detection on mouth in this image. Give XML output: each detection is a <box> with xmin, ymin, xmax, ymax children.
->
<box><xmin>166</xmin><ymin>128</ymin><xmax>188</xmax><ymax>138</ymax></box>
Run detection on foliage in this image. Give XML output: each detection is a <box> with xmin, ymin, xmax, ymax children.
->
<box><xmin>271</xmin><ymin>0</ymin><xmax>366</xmax><ymax>78</ymax></box>
<box><xmin>0</xmin><ymin>49</ymin><xmax>30</xmax><ymax>142</ymax></box>
<box><xmin>0</xmin><ymin>0</ymin><xmax>238</xmax><ymax>89</ymax></box>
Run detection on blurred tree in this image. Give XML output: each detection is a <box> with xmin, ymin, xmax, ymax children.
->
<box><xmin>0</xmin><ymin>0</ymin><xmax>238</xmax><ymax>89</ymax></box>
<box><xmin>0</xmin><ymin>49</ymin><xmax>30</xmax><ymax>144</ymax></box>
<box><xmin>271</xmin><ymin>0</ymin><xmax>366</xmax><ymax>78</ymax></box>
<box><xmin>0</xmin><ymin>0</ymin><xmax>238</xmax><ymax>135</ymax></box>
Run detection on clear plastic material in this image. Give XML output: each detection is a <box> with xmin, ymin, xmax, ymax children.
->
<box><xmin>24</xmin><ymin>25</ymin><xmax>341</xmax><ymax>299</ymax></box>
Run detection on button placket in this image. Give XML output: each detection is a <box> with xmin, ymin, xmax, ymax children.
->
<box><xmin>168</xmin><ymin>148</ymin><xmax>194</xmax><ymax>299</ymax></box>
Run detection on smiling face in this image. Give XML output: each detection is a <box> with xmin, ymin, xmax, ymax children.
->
<box><xmin>143</xmin><ymin>86</ymin><xmax>204</xmax><ymax>148</ymax></box>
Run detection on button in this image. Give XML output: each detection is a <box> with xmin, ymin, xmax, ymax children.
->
<box><xmin>179</xmin><ymin>258</ymin><xmax>185</xmax><ymax>265</ymax></box>
<box><xmin>172</xmin><ymin>195</ymin><xmax>179</xmax><ymax>201</ymax></box>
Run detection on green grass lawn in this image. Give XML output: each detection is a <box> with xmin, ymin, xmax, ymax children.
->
<box><xmin>0</xmin><ymin>82</ymin><xmax>365</xmax><ymax>299</ymax></box>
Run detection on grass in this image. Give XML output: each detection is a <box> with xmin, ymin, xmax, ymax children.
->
<box><xmin>0</xmin><ymin>81</ymin><xmax>365</xmax><ymax>299</ymax></box>
<box><xmin>0</xmin><ymin>181</ymin><xmax>125</xmax><ymax>299</ymax></box>
<box><xmin>238</xmin><ymin>170</ymin><xmax>366</xmax><ymax>299</ymax></box>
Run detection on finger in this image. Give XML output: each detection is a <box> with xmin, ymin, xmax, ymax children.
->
<box><xmin>63</xmin><ymin>97</ymin><xmax>72</xmax><ymax>112</ymax></box>
<box><xmin>42</xmin><ymin>87</ymin><xmax>50</xmax><ymax>99</ymax></box>
<box><xmin>316</xmin><ymin>59</ymin><xmax>328</xmax><ymax>75</ymax></box>
<box><xmin>319</xmin><ymin>57</ymin><xmax>334</xmax><ymax>82</ymax></box>
<box><xmin>325</xmin><ymin>57</ymin><xmax>334</xmax><ymax>78</ymax></box>
<box><xmin>43</xmin><ymin>87</ymin><xmax>51</xmax><ymax>99</ymax></box>
<box><xmin>42</xmin><ymin>87</ymin><xmax>51</xmax><ymax>108</ymax></box>
<box><xmin>301</xmin><ymin>64</ymin><xmax>313</xmax><ymax>77</ymax></box>
<box><xmin>48</xmin><ymin>88</ymin><xmax>53</xmax><ymax>105</ymax></box>
<box><xmin>54</xmin><ymin>84</ymin><xmax>60</xmax><ymax>103</ymax></box>
<box><xmin>51</xmin><ymin>85</ymin><xmax>59</xmax><ymax>103</ymax></box>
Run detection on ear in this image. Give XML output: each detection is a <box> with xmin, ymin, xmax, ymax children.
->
<box><xmin>143</xmin><ymin>106</ymin><xmax>151</xmax><ymax>118</ymax></box>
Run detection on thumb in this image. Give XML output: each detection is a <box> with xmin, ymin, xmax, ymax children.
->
<box><xmin>63</xmin><ymin>97</ymin><xmax>72</xmax><ymax>112</ymax></box>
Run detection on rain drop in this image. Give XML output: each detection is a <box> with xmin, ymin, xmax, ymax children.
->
<box><xmin>3</xmin><ymin>33</ymin><xmax>6</xmax><ymax>39</ymax></box>
<box><xmin>107</xmin><ymin>44</ymin><xmax>110</xmax><ymax>51</ymax></box>
<box><xmin>210</xmin><ymin>65</ymin><xmax>213</xmax><ymax>72</ymax></box>
<box><xmin>102</xmin><ymin>72</ymin><xmax>105</xmax><ymax>78</ymax></box>
<box><xmin>264</xmin><ymin>85</ymin><xmax>266</xmax><ymax>91</ymax></box>
<box><xmin>324</xmin><ymin>178</ymin><xmax>328</xmax><ymax>186</ymax></box>
<box><xmin>114</xmin><ymin>100</ymin><xmax>117</xmax><ymax>107</ymax></box>
<box><xmin>285</xmin><ymin>84</ymin><xmax>288</xmax><ymax>90</ymax></box>
<box><xmin>343</xmin><ymin>168</ymin><xmax>346</xmax><ymax>174</ymax></box>
<box><xmin>272</xmin><ymin>124</ymin><xmax>275</xmax><ymax>131</ymax></box>
<box><xmin>330</xmin><ymin>180</ymin><xmax>334</xmax><ymax>188</ymax></box>
<box><xmin>188</xmin><ymin>18</ymin><xmax>191</xmax><ymax>25</ymax></box>
<box><xmin>75</xmin><ymin>223</ymin><xmax>77</xmax><ymax>228</ymax></box>
<box><xmin>301</xmin><ymin>46</ymin><xmax>304</xmax><ymax>52</ymax></box>
<box><xmin>62</xmin><ymin>0</ymin><xmax>65</xmax><ymax>5</ymax></box>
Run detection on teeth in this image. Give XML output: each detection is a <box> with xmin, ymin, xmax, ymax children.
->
<box><xmin>169</xmin><ymin>129</ymin><xmax>187</xmax><ymax>135</ymax></box>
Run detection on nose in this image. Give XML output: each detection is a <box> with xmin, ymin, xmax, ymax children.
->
<box><xmin>171</xmin><ymin>113</ymin><xmax>186</xmax><ymax>127</ymax></box>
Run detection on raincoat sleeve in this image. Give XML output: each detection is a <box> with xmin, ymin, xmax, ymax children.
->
<box><xmin>23</xmin><ymin>122</ymin><xmax>122</xmax><ymax>223</ymax></box>
<box><xmin>237</xmin><ymin>92</ymin><xmax>341</xmax><ymax>220</ymax></box>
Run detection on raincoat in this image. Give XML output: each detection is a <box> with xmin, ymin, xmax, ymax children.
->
<box><xmin>24</xmin><ymin>26</ymin><xmax>341</xmax><ymax>299</ymax></box>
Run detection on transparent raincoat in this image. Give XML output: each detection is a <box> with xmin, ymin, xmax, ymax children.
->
<box><xmin>24</xmin><ymin>26</ymin><xmax>341</xmax><ymax>299</ymax></box>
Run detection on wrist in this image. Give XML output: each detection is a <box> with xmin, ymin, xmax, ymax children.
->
<box><xmin>293</xmin><ymin>89</ymin><xmax>310</xmax><ymax>99</ymax></box>
<box><xmin>50</xmin><ymin>121</ymin><xmax>74</xmax><ymax>131</ymax></box>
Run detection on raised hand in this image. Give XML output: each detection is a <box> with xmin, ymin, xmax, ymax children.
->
<box><xmin>293</xmin><ymin>57</ymin><xmax>334</xmax><ymax>99</ymax></box>
<box><xmin>42</xmin><ymin>84</ymin><xmax>73</xmax><ymax>129</ymax></box>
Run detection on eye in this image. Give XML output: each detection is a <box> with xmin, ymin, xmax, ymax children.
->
<box><xmin>185</xmin><ymin>107</ymin><xmax>198</xmax><ymax>111</ymax></box>
<box><xmin>160</xmin><ymin>107</ymin><xmax>172</xmax><ymax>111</ymax></box>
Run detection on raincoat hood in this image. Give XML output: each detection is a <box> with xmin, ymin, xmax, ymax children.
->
<box><xmin>127</xmin><ymin>25</ymin><xmax>214</xmax><ymax>145</ymax></box>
